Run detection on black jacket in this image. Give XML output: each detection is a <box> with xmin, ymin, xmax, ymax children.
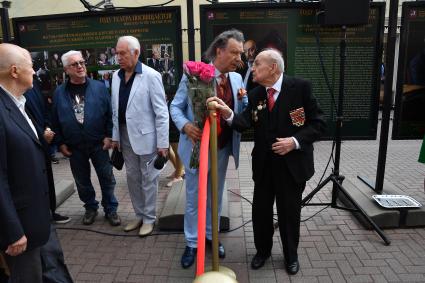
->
<box><xmin>232</xmin><ymin>75</ymin><xmax>326</xmax><ymax>184</ymax></box>
<box><xmin>0</xmin><ymin>88</ymin><xmax>50</xmax><ymax>251</ymax></box>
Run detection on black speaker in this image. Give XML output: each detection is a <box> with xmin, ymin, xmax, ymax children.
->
<box><xmin>321</xmin><ymin>0</ymin><xmax>370</xmax><ymax>26</ymax></box>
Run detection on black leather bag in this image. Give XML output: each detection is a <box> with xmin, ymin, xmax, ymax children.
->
<box><xmin>110</xmin><ymin>148</ymin><xmax>124</xmax><ymax>170</ymax></box>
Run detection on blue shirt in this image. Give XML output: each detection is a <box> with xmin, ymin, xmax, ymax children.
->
<box><xmin>118</xmin><ymin>61</ymin><xmax>143</xmax><ymax>124</ymax></box>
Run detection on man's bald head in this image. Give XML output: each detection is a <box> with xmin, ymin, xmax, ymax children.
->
<box><xmin>0</xmin><ymin>43</ymin><xmax>34</xmax><ymax>96</ymax></box>
<box><xmin>0</xmin><ymin>43</ymin><xmax>31</xmax><ymax>75</ymax></box>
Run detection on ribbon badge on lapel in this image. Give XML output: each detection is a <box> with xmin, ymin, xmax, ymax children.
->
<box><xmin>252</xmin><ymin>99</ymin><xmax>267</xmax><ymax>122</ymax></box>
<box><xmin>289</xmin><ymin>107</ymin><xmax>305</xmax><ymax>127</ymax></box>
<box><xmin>237</xmin><ymin>88</ymin><xmax>247</xmax><ymax>100</ymax></box>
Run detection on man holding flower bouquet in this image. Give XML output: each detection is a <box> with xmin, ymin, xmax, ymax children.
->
<box><xmin>170</xmin><ymin>29</ymin><xmax>248</xmax><ymax>269</ymax></box>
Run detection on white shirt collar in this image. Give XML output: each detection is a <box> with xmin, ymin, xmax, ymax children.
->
<box><xmin>0</xmin><ymin>84</ymin><xmax>27</xmax><ymax>111</ymax></box>
<box><xmin>266</xmin><ymin>73</ymin><xmax>283</xmax><ymax>93</ymax></box>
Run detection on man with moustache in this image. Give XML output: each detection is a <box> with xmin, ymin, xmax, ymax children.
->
<box><xmin>209</xmin><ymin>49</ymin><xmax>326</xmax><ymax>275</ymax></box>
<box><xmin>111</xmin><ymin>36</ymin><xmax>169</xmax><ymax>237</ymax></box>
<box><xmin>0</xmin><ymin>43</ymin><xmax>51</xmax><ymax>282</ymax></box>
<box><xmin>51</xmin><ymin>50</ymin><xmax>120</xmax><ymax>226</ymax></box>
<box><xmin>171</xmin><ymin>29</ymin><xmax>248</xmax><ymax>268</ymax></box>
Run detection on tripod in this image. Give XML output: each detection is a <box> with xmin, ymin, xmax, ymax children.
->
<box><xmin>302</xmin><ymin>26</ymin><xmax>390</xmax><ymax>246</ymax></box>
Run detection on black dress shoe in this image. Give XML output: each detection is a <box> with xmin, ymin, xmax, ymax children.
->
<box><xmin>251</xmin><ymin>253</ymin><xmax>271</xmax><ymax>270</ymax></box>
<box><xmin>205</xmin><ymin>239</ymin><xmax>225</xmax><ymax>259</ymax></box>
<box><xmin>181</xmin><ymin>246</ymin><xmax>197</xmax><ymax>268</ymax></box>
<box><xmin>286</xmin><ymin>260</ymin><xmax>300</xmax><ymax>275</ymax></box>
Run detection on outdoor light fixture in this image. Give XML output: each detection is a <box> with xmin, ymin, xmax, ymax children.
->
<box><xmin>1</xmin><ymin>1</ymin><xmax>11</xmax><ymax>9</ymax></box>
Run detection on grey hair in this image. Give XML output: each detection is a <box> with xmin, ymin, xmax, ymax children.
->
<box><xmin>261</xmin><ymin>48</ymin><xmax>285</xmax><ymax>73</ymax></box>
<box><xmin>61</xmin><ymin>50</ymin><xmax>83</xmax><ymax>66</ymax></box>
<box><xmin>117</xmin><ymin>35</ymin><xmax>141</xmax><ymax>54</ymax></box>
<box><xmin>204</xmin><ymin>29</ymin><xmax>244</xmax><ymax>61</ymax></box>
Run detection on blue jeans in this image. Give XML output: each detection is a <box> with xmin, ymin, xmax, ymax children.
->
<box><xmin>69</xmin><ymin>143</ymin><xmax>118</xmax><ymax>214</ymax></box>
<box><xmin>184</xmin><ymin>142</ymin><xmax>231</xmax><ymax>248</ymax></box>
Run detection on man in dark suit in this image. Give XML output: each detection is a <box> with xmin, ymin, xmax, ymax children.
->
<box><xmin>209</xmin><ymin>49</ymin><xmax>326</xmax><ymax>275</ymax></box>
<box><xmin>24</xmin><ymin>79</ymin><xmax>71</xmax><ymax>224</ymax></box>
<box><xmin>147</xmin><ymin>50</ymin><xmax>164</xmax><ymax>73</ymax></box>
<box><xmin>237</xmin><ymin>39</ymin><xmax>259</xmax><ymax>92</ymax></box>
<box><xmin>161</xmin><ymin>52</ymin><xmax>175</xmax><ymax>86</ymax></box>
<box><xmin>0</xmin><ymin>43</ymin><xmax>51</xmax><ymax>282</ymax></box>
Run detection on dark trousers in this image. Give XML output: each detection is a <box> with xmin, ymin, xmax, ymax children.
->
<box><xmin>252</xmin><ymin>153</ymin><xmax>305</xmax><ymax>264</ymax></box>
<box><xmin>69</xmin><ymin>143</ymin><xmax>118</xmax><ymax>214</ymax></box>
<box><xmin>40</xmin><ymin>224</ymin><xmax>73</xmax><ymax>283</ymax></box>
<box><xmin>46</xmin><ymin>158</ymin><xmax>57</xmax><ymax>215</ymax></box>
<box><xmin>4</xmin><ymin>248</ymin><xmax>42</xmax><ymax>283</ymax></box>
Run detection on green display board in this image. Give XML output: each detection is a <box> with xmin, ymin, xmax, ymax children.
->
<box><xmin>200</xmin><ymin>3</ymin><xmax>384</xmax><ymax>140</ymax></box>
<box><xmin>13</xmin><ymin>7</ymin><xmax>182</xmax><ymax>96</ymax></box>
<box><xmin>393</xmin><ymin>2</ymin><xmax>425</xmax><ymax>140</ymax></box>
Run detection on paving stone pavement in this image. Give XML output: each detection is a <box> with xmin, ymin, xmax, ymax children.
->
<box><xmin>52</xmin><ymin>124</ymin><xmax>425</xmax><ymax>283</ymax></box>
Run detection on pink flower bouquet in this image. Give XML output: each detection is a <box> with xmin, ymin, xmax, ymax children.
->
<box><xmin>183</xmin><ymin>61</ymin><xmax>215</xmax><ymax>168</ymax></box>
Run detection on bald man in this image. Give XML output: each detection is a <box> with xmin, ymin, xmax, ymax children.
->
<box><xmin>0</xmin><ymin>43</ymin><xmax>51</xmax><ymax>282</ymax></box>
<box><xmin>210</xmin><ymin>49</ymin><xmax>326</xmax><ymax>274</ymax></box>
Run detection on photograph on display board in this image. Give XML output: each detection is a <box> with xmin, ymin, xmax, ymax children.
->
<box><xmin>147</xmin><ymin>43</ymin><xmax>176</xmax><ymax>89</ymax></box>
<box><xmin>97</xmin><ymin>70</ymin><xmax>115</xmax><ymax>93</ymax></box>
<box><xmin>13</xmin><ymin>6</ymin><xmax>183</xmax><ymax>99</ymax></box>
<box><xmin>393</xmin><ymin>3</ymin><xmax>425</xmax><ymax>139</ymax></box>
<box><xmin>201</xmin><ymin>3</ymin><xmax>385</xmax><ymax>140</ymax></box>
<box><xmin>211</xmin><ymin>23</ymin><xmax>287</xmax><ymax>93</ymax></box>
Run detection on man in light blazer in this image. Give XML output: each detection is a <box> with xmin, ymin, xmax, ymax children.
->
<box><xmin>170</xmin><ymin>29</ymin><xmax>248</xmax><ymax>269</ymax></box>
<box><xmin>111</xmin><ymin>36</ymin><xmax>169</xmax><ymax>237</ymax></box>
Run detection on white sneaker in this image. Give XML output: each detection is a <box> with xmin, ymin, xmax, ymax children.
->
<box><xmin>139</xmin><ymin>223</ymin><xmax>154</xmax><ymax>237</ymax></box>
<box><xmin>124</xmin><ymin>219</ymin><xmax>142</xmax><ymax>232</ymax></box>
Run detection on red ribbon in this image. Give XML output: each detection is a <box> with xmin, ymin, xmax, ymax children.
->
<box><xmin>196</xmin><ymin>118</ymin><xmax>210</xmax><ymax>276</ymax></box>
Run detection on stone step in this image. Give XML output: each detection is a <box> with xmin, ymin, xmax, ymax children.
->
<box><xmin>158</xmin><ymin>179</ymin><xmax>229</xmax><ymax>231</ymax></box>
<box><xmin>338</xmin><ymin>177</ymin><xmax>425</xmax><ymax>229</ymax></box>
<box><xmin>55</xmin><ymin>180</ymin><xmax>75</xmax><ymax>208</ymax></box>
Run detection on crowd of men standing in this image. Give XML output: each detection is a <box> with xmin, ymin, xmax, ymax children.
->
<box><xmin>0</xmin><ymin>29</ymin><xmax>325</xmax><ymax>282</ymax></box>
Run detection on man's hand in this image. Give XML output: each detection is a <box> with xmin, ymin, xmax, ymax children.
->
<box><xmin>272</xmin><ymin>137</ymin><xmax>296</xmax><ymax>156</ymax></box>
<box><xmin>59</xmin><ymin>144</ymin><xmax>72</xmax><ymax>157</ymax></box>
<box><xmin>43</xmin><ymin>128</ymin><xmax>55</xmax><ymax>144</ymax></box>
<box><xmin>158</xmin><ymin>148</ymin><xmax>168</xmax><ymax>157</ymax></box>
<box><xmin>206</xmin><ymin>97</ymin><xmax>233</xmax><ymax>119</ymax></box>
<box><xmin>5</xmin><ymin>235</ymin><xmax>27</xmax><ymax>256</ymax></box>
<box><xmin>183</xmin><ymin>122</ymin><xmax>202</xmax><ymax>145</ymax></box>
<box><xmin>103</xmin><ymin>137</ymin><xmax>112</xmax><ymax>150</ymax></box>
<box><xmin>111</xmin><ymin>141</ymin><xmax>121</xmax><ymax>152</ymax></box>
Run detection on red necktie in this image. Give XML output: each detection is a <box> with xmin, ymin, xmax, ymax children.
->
<box><xmin>267</xmin><ymin>88</ymin><xmax>276</xmax><ymax>111</ymax></box>
<box><xmin>217</xmin><ymin>74</ymin><xmax>227</xmax><ymax>99</ymax></box>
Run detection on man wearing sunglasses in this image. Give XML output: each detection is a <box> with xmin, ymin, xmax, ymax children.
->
<box><xmin>51</xmin><ymin>50</ymin><xmax>121</xmax><ymax>227</ymax></box>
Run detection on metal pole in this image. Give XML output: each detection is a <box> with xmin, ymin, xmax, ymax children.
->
<box><xmin>1</xmin><ymin>1</ymin><xmax>12</xmax><ymax>43</ymax></box>
<box><xmin>331</xmin><ymin>26</ymin><xmax>347</xmax><ymax>206</ymax></box>
<box><xmin>186</xmin><ymin>0</ymin><xmax>195</xmax><ymax>60</ymax></box>
<box><xmin>375</xmin><ymin>0</ymin><xmax>399</xmax><ymax>193</ymax></box>
<box><xmin>208</xmin><ymin>102</ymin><xmax>219</xmax><ymax>271</ymax></box>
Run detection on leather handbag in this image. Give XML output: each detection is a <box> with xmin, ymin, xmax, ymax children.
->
<box><xmin>110</xmin><ymin>148</ymin><xmax>124</xmax><ymax>170</ymax></box>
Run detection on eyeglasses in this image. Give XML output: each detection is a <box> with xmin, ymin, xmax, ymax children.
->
<box><xmin>68</xmin><ymin>60</ymin><xmax>86</xmax><ymax>68</ymax></box>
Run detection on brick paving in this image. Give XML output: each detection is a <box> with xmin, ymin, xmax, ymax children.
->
<box><xmin>52</xmin><ymin>123</ymin><xmax>425</xmax><ymax>282</ymax></box>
